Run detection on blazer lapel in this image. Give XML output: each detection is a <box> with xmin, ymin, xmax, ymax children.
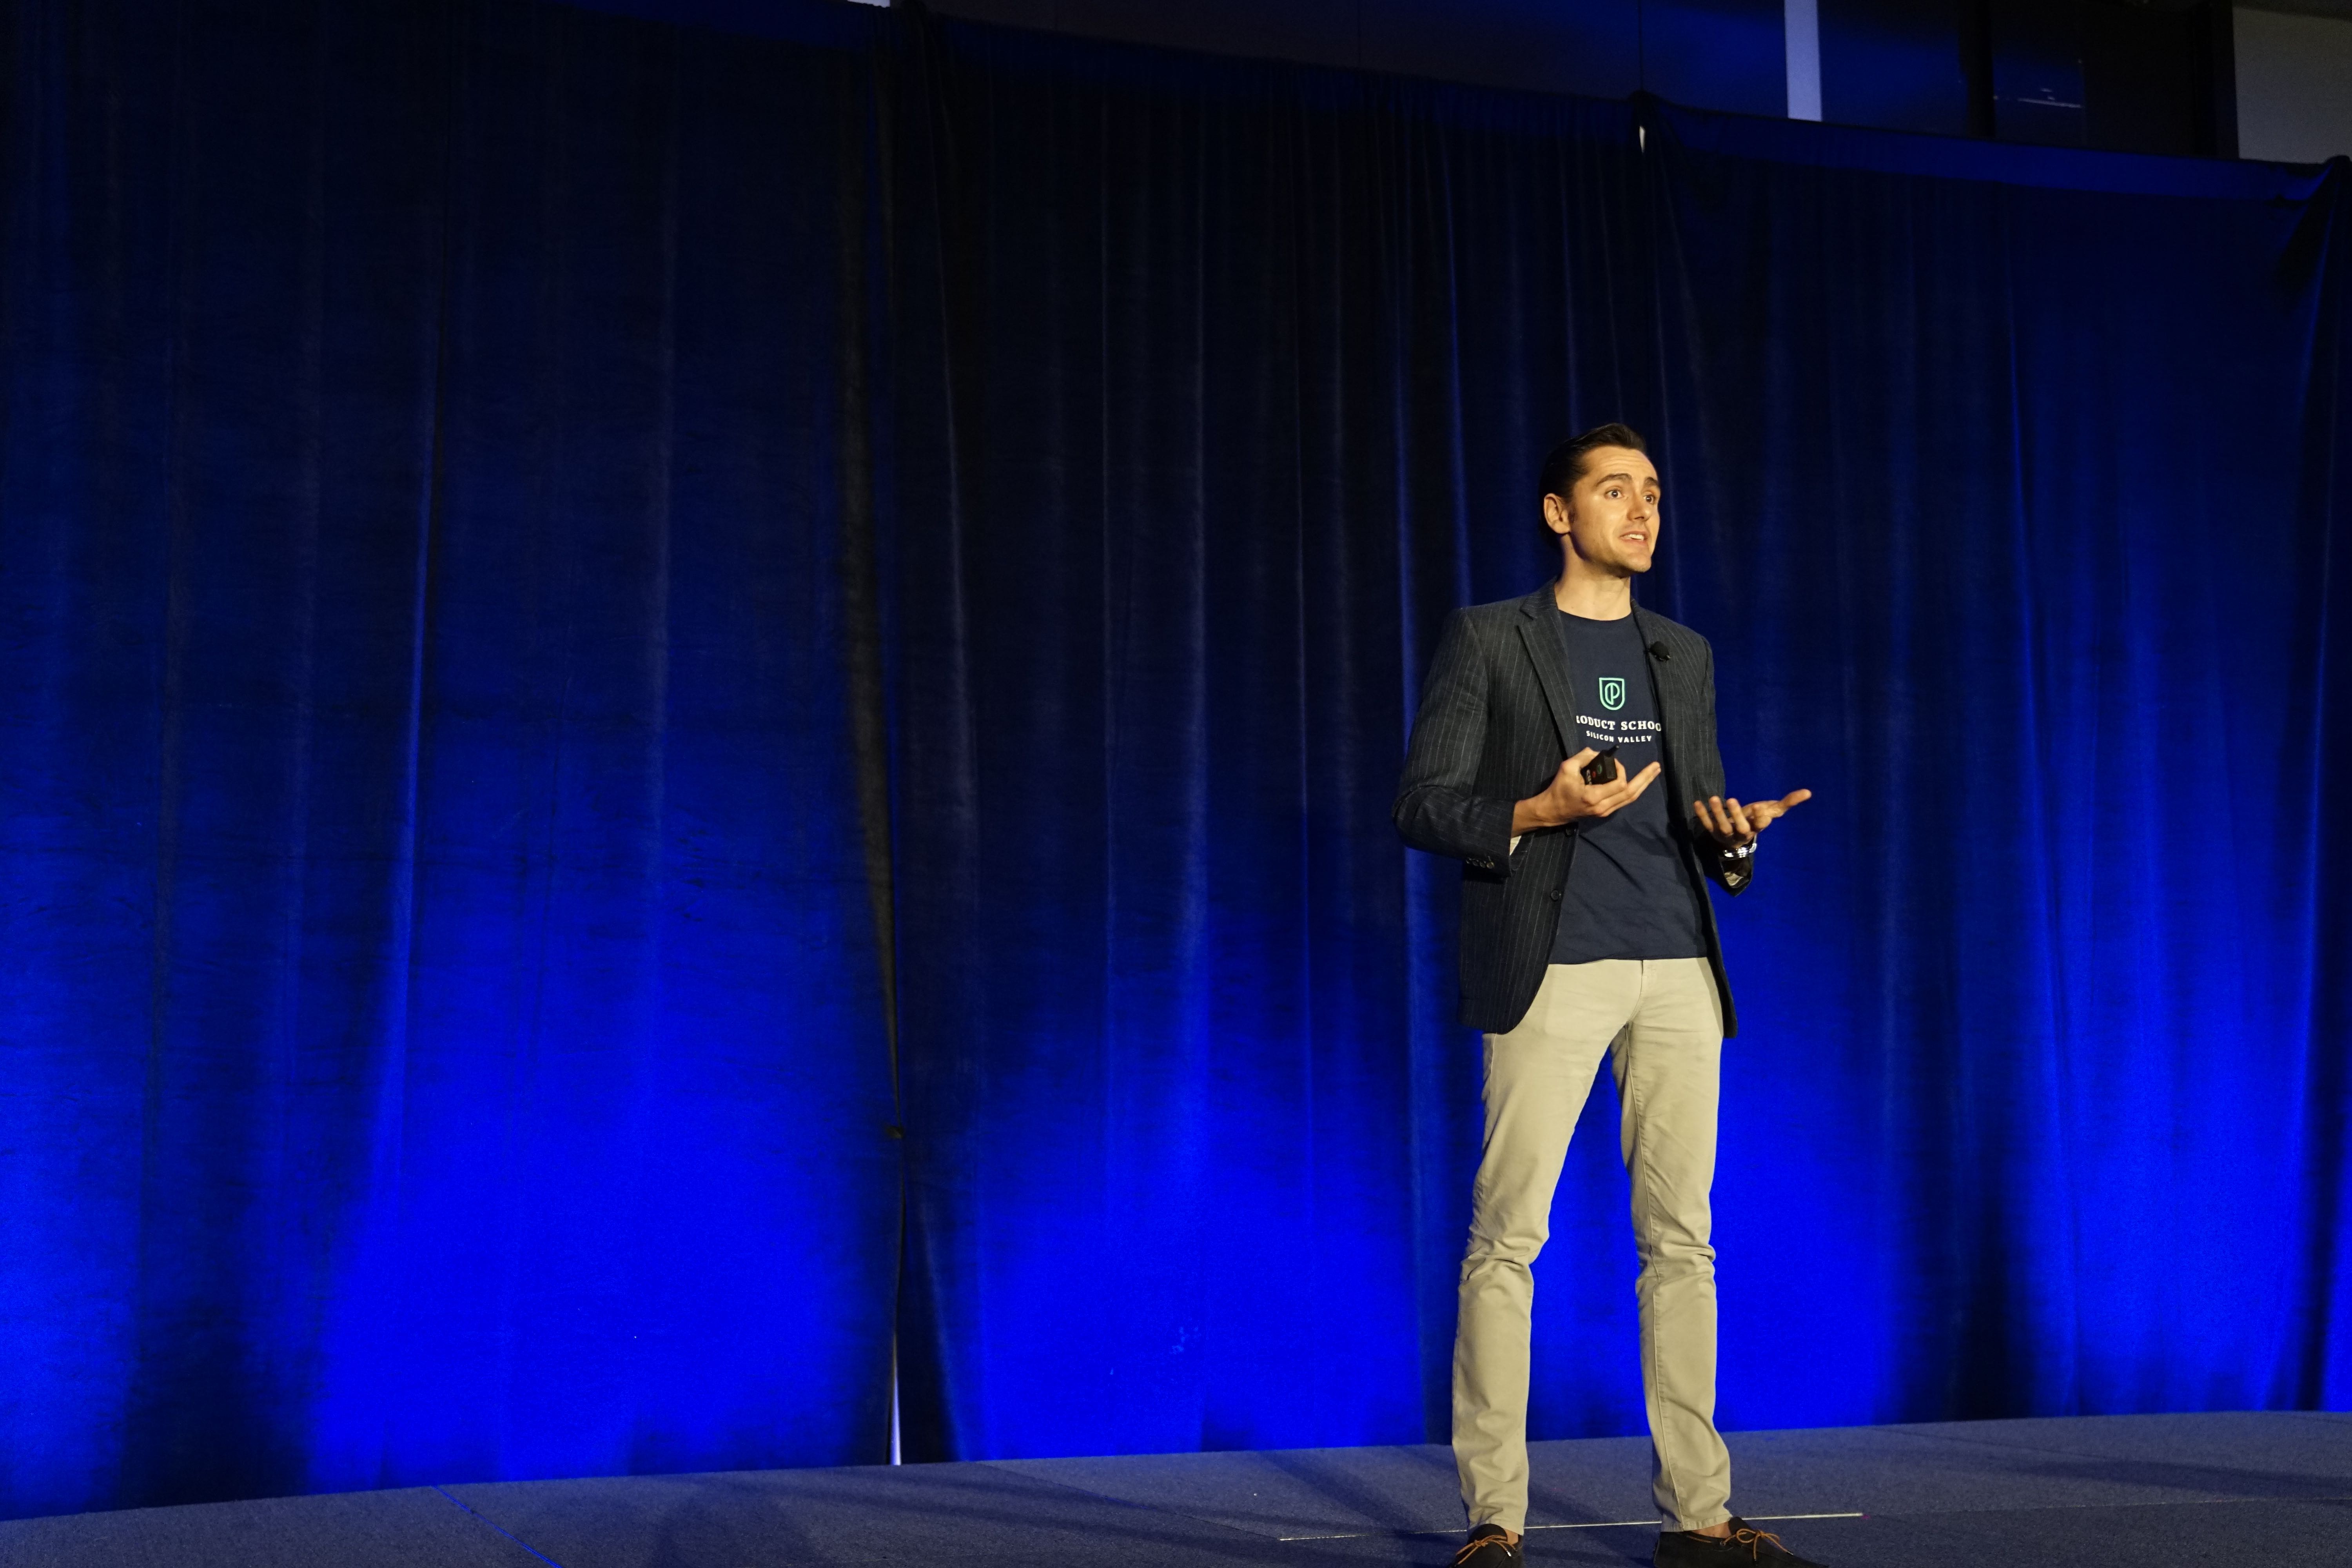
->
<box><xmin>1515</xmin><ymin>583</ymin><xmax>1579</xmax><ymax>756</ymax></box>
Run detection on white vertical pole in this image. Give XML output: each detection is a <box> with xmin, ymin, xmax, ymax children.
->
<box><xmin>1786</xmin><ymin>0</ymin><xmax>1824</xmax><ymax>121</ymax></box>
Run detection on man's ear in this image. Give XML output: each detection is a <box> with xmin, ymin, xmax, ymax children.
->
<box><xmin>1542</xmin><ymin>493</ymin><xmax>1570</xmax><ymax>536</ymax></box>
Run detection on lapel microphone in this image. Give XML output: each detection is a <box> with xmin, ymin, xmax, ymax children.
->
<box><xmin>1647</xmin><ymin>641</ymin><xmax>1671</xmax><ymax>661</ymax></box>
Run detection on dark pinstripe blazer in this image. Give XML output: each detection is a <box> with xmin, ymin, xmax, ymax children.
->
<box><xmin>1393</xmin><ymin>583</ymin><xmax>1753</xmax><ymax>1036</ymax></box>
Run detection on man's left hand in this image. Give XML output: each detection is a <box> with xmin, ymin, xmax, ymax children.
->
<box><xmin>1692</xmin><ymin>789</ymin><xmax>1812</xmax><ymax>849</ymax></box>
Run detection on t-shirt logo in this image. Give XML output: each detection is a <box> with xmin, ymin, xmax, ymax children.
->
<box><xmin>1598</xmin><ymin>676</ymin><xmax>1626</xmax><ymax>711</ymax></box>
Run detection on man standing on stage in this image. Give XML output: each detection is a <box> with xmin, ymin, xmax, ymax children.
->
<box><xmin>1393</xmin><ymin>425</ymin><xmax>1817</xmax><ymax>1568</ymax></box>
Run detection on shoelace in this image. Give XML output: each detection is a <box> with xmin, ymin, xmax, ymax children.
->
<box><xmin>1452</xmin><ymin>1533</ymin><xmax>1517</xmax><ymax>1565</ymax></box>
<box><xmin>1725</xmin><ymin>1524</ymin><xmax>1785</xmax><ymax>1559</ymax></box>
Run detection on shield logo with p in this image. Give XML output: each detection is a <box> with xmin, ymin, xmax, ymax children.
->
<box><xmin>1598</xmin><ymin>676</ymin><xmax>1626</xmax><ymax>711</ymax></box>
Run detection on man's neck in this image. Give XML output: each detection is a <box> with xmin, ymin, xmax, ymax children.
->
<box><xmin>1551</xmin><ymin>556</ymin><xmax>1635</xmax><ymax>621</ymax></box>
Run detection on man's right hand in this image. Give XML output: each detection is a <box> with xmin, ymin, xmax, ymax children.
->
<box><xmin>1511</xmin><ymin>748</ymin><xmax>1662</xmax><ymax>835</ymax></box>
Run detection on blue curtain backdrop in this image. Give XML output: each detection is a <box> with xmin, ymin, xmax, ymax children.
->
<box><xmin>0</xmin><ymin>0</ymin><xmax>902</xmax><ymax>1520</ymax></box>
<box><xmin>1639</xmin><ymin>107</ymin><xmax>2352</xmax><ymax>1425</ymax></box>
<box><xmin>881</xmin><ymin>25</ymin><xmax>1665</xmax><ymax>1459</ymax></box>
<box><xmin>4</xmin><ymin>0</ymin><xmax>2351</xmax><ymax>1521</ymax></box>
<box><xmin>879</xmin><ymin>22</ymin><xmax>2352</xmax><ymax>1459</ymax></box>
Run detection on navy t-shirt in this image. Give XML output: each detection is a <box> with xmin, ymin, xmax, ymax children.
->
<box><xmin>1547</xmin><ymin>610</ymin><xmax>1707</xmax><ymax>964</ymax></box>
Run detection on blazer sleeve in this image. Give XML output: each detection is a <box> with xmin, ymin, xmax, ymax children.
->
<box><xmin>1690</xmin><ymin>638</ymin><xmax>1757</xmax><ymax>897</ymax></box>
<box><xmin>1393</xmin><ymin>609</ymin><xmax>1518</xmax><ymax>871</ymax></box>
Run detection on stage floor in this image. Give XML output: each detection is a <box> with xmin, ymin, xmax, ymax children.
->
<box><xmin>5</xmin><ymin>1411</ymin><xmax>2347</xmax><ymax>1567</ymax></box>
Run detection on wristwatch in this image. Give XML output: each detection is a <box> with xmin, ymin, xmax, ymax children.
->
<box><xmin>1716</xmin><ymin>837</ymin><xmax>1754</xmax><ymax>888</ymax></box>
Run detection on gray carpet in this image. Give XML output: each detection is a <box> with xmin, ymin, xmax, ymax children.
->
<box><xmin>4</xmin><ymin>1412</ymin><xmax>2346</xmax><ymax>1568</ymax></box>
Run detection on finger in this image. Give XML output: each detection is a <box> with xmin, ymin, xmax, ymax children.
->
<box><xmin>1604</xmin><ymin>760</ymin><xmax>1653</xmax><ymax>804</ymax></box>
<box><xmin>1725</xmin><ymin>798</ymin><xmax>1756</xmax><ymax>839</ymax></box>
<box><xmin>1708</xmin><ymin>796</ymin><xmax>1736</xmax><ymax>841</ymax></box>
<box><xmin>1564</xmin><ymin>748</ymin><xmax>1597</xmax><ymax>775</ymax></box>
<box><xmin>1778</xmin><ymin>788</ymin><xmax>1813</xmax><ymax>810</ymax></box>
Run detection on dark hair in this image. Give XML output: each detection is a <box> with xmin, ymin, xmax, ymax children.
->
<box><xmin>1538</xmin><ymin>423</ymin><xmax>1649</xmax><ymax>503</ymax></box>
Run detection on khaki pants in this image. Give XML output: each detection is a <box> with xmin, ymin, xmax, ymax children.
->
<box><xmin>1452</xmin><ymin>958</ymin><xmax>1731</xmax><ymax>1535</ymax></box>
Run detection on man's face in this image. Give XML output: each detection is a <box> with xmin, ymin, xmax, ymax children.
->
<box><xmin>1544</xmin><ymin>445</ymin><xmax>1661</xmax><ymax>576</ymax></box>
